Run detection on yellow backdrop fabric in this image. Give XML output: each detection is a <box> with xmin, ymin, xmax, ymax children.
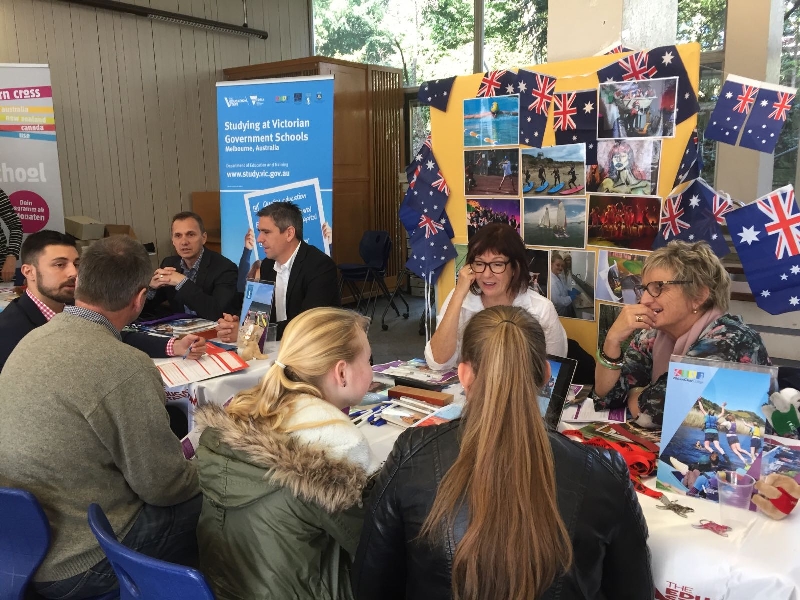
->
<box><xmin>430</xmin><ymin>42</ymin><xmax>701</xmax><ymax>353</ymax></box>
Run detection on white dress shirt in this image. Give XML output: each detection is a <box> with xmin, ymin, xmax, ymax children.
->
<box><xmin>273</xmin><ymin>243</ymin><xmax>301</xmax><ymax>322</ymax></box>
<box><xmin>424</xmin><ymin>287</ymin><xmax>568</xmax><ymax>370</ymax></box>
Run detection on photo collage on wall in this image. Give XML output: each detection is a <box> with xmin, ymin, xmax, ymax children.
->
<box><xmin>461</xmin><ymin>67</ymin><xmax>683</xmax><ymax>326</ymax></box>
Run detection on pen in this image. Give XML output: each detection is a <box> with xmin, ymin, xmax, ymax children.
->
<box><xmin>182</xmin><ymin>339</ymin><xmax>195</xmax><ymax>360</ymax></box>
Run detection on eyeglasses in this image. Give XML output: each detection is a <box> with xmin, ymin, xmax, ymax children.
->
<box><xmin>633</xmin><ymin>280</ymin><xmax>692</xmax><ymax>298</ymax></box>
<box><xmin>470</xmin><ymin>260</ymin><xmax>510</xmax><ymax>274</ymax></box>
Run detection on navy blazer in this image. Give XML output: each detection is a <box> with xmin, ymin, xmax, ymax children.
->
<box><xmin>258</xmin><ymin>242</ymin><xmax>340</xmax><ymax>339</ymax></box>
<box><xmin>144</xmin><ymin>247</ymin><xmax>239</xmax><ymax>321</ymax></box>
<box><xmin>0</xmin><ymin>293</ymin><xmax>170</xmax><ymax>372</ymax></box>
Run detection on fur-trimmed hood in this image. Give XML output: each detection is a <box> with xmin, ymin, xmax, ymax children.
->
<box><xmin>194</xmin><ymin>399</ymin><xmax>371</xmax><ymax>514</ymax></box>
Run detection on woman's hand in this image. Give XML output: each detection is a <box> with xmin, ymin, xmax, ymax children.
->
<box><xmin>1</xmin><ymin>255</ymin><xmax>15</xmax><ymax>282</ymax></box>
<box><xmin>454</xmin><ymin>264</ymin><xmax>476</xmax><ymax>299</ymax></box>
<box><xmin>244</xmin><ymin>228</ymin><xmax>255</xmax><ymax>250</ymax></box>
<box><xmin>604</xmin><ymin>303</ymin><xmax>657</xmax><ymax>353</ymax></box>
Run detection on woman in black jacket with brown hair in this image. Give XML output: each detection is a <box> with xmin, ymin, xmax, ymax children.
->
<box><xmin>352</xmin><ymin>305</ymin><xmax>654</xmax><ymax>600</ymax></box>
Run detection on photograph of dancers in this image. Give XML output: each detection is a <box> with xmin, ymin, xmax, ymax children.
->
<box><xmin>466</xmin><ymin>199</ymin><xmax>521</xmax><ymax>240</ymax></box>
<box><xmin>587</xmin><ymin>194</ymin><xmax>661</xmax><ymax>251</ymax></box>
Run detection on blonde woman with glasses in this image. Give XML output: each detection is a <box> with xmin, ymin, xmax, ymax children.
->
<box><xmin>425</xmin><ymin>222</ymin><xmax>567</xmax><ymax>370</ymax></box>
<box><xmin>593</xmin><ymin>240</ymin><xmax>770</xmax><ymax>428</ymax></box>
<box><xmin>353</xmin><ymin>306</ymin><xmax>652</xmax><ymax>600</ymax></box>
<box><xmin>194</xmin><ymin>307</ymin><xmax>376</xmax><ymax>600</ymax></box>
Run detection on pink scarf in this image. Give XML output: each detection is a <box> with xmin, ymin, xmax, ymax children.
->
<box><xmin>650</xmin><ymin>308</ymin><xmax>724</xmax><ymax>384</ymax></box>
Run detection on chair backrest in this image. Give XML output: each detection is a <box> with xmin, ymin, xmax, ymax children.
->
<box><xmin>0</xmin><ymin>487</ymin><xmax>50</xmax><ymax>600</ymax></box>
<box><xmin>358</xmin><ymin>231</ymin><xmax>392</xmax><ymax>271</ymax></box>
<box><xmin>87</xmin><ymin>504</ymin><xmax>214</xmax><ymax>600</ymax></box>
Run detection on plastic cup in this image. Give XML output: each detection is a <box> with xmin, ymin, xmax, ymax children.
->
<box><xmin>265</xmin><ymin>324</ymin><xmax>278</xmax><ymax>343</ymax></box>
<box><xmin>717</xmin><ymin>470</ymin><xmax>756</xmax><ymax>528</ymax></box>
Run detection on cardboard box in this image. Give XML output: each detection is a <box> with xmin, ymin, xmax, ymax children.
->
<box><xmin>104</xmin><ymin>224</ymin><xmax>138</xmax><ymax>239</ymax></box>
<box><xmin>64</xmin><ymin>216</ymin><xmax>105</xmax><ymax>241</ymax></box>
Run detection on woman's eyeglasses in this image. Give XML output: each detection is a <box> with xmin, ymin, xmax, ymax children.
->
<box><xmin>633</xmin><ymin>280</ymin><xmax>692</xmax><ymax>298</ymax></box>
<box><xmin>470</xmin><ymin>260</ymin><xmax>510</xmax><ymax>274</ymax></box>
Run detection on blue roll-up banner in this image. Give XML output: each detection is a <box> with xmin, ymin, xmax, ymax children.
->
<box><xmin>216</xmin><ymin>75</ymin><xmax>334</xmax><ymax>264</ymax></box>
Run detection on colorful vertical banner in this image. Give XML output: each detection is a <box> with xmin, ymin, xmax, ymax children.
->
<box><xmin>0</xmin><ymin>64</ymin><xmax>65</xmax><ymax>234</ymax></box>
<box><xmin>216</xmin><ymin>76</ymin><xmax>334</xmax><ymax>263</ymax></box>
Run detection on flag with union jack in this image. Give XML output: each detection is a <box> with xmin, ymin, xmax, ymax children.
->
<box><xmin>705</xmin><ymin>75</ymin><xmax>760</xmax><ymax>145</ymax></box>
<box><xmin>553</xmin><ymin>89</ymin><xmax>598</xmax><ymax>163</ymax></box>
<box><xmin>399</xmin><ymin>136</ymin><xmax>457</xmax><ymax>284</ymax></box>
<box><xmin>476</xmin><ymin>70</ymin><xmax>519</xmax><ymax>98</ymax></box>
<box><xmin>726</xmin><ymin>185</ymin><xmax>800</xmax><ymax>314</ymax></box>
<box><xmin>652</xmin><ymin>178</ymin><xmax>729</xmax><ymax>257</ymax></box>
<box><xmin>417</xmin><ymin>77</ymin><xmax>456</xmax><ymax>112</ymax></box>
<box><xmin>516</xmin><ymin>69</ymin><xmax>556</xmax><ymax>148</ymax></box>
<box><xmin>673</xmin><ymin>128</ymin><xmax>704</xmax><ymax>188</ymax></box>
<box><xmin>596</xmin><ymin>45</ymin><xmax>699</xmax><ymax>124</ymax></box>
<box><xmin>738</xmin><ymin>83</ymin><xmax>797</xmax><ymax>153</ymax></box>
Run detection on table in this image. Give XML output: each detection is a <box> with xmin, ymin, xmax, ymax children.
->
<box><xmin>358</xmin><ymin>408</ymin><xmax>800</xmax><ymax>599</ymax></box>
<box><xmin>159</xmin><ymin>341</ymin><xmax>279</xmax><ymax>432</ymax></box>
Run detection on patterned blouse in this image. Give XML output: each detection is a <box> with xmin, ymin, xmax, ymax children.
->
<box><xmin>593</xmin><ymin>313</ymin><xmax>771</xmax><ymax>427</ymax></box>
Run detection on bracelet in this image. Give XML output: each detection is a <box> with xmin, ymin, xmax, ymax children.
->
<box><xmin>596</xmin><ymin>347</ymin><xmax>624</xmax><ymax>370</ymax></box>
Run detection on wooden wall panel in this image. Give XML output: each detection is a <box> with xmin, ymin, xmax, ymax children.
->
<box><xmin>0</xmin><ymin>0</ymin><xmax>310</xmax><ymax>258</ymax></box>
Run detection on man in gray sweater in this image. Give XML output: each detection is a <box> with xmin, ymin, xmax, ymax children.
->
<box><xmin>0</xmin><ymin>235</ymin><xmax>200</xmax><ymax>599</ymax></box>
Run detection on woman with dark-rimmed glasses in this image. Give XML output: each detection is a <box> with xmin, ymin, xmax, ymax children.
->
<box><xmin>593</xmin><ymin>240</ymin><xmax>771</xmax><ymax>428</ymax></box>
<box><xmin>425</xmin><ymin>223</ymin><xmax>567</xmax><ymax>370</ymax></box>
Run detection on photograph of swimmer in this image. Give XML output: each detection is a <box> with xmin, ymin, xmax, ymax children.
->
<box><xmin>464</xmin><ymin>95</ymin><xmax>520</xmax><ymax>147</ymax></box>
<box><xmin>464</xmin><ymin>149</ymin><xmax>520</xmax><ymax>196</ymax></box>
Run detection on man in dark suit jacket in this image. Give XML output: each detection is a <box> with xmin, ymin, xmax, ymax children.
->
<box><xmin>144</xmin><ymin>211</ymin><xmax>239</xmax><ymax>321</ymax></box>
<box><xmin>216</xmin><ymin>202</ymin><xmax>340</xmax><ymax>341</ymax></box>
<box><xmin>0</xmin><ymin>230</ymin><xmax>206</xmax><ymax>371</ymax></box>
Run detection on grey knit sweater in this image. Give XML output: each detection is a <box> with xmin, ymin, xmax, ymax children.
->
<box><xmin>0</xmin><ymin>312</ymin><xmax>198</xmax><ymax>582</ymax></box>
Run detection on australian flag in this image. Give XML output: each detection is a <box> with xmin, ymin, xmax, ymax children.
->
<box><xmin>652</xmin><ymin>178</ymin><xmax>730</xmax><ymax>258</ymax></box>
<box><xmin>553</xmin><ymin>89</ymin><xmax>598</xmax><ymax>163</ymax></box>
<box><xmin>417</xmin><ymin>77</ymin><xmax>456</xmax><ymax>112</ymax></box>
<box><xmin>705</xmin><ymin>75</ymin><xmax>759</xmax><ymax>145</ymax></box>
<box><xmin>603</xmin><ymin>43</ymin><xmax>635</xmax><ymax>55</ymax></box>
<box><xmin>673</xmin><ymin>128</ymin><xmax>704</xmax><ymax>188</ymax></box>
<box><xmin>400</xmin><ymin>137</ymin><xmax>457</xmax><ymax>284</ymax></box>
<box><xmin>516</xmin><ymin>69</ymin><xmax>556</xmax><ymax>148</ymax></box>
<box><xmin>596</xmin><ymin>45</ymin><xmax>699</xmax><ymax>124</ymax></box>
<box><xmin>726</xmin><ymin>185</ymin><xmax>800</xmax><ymax>315</ymax></box>
<box><xmin>739</xmin><ymin>85</ymin><xmax>796</xmax><ymax>153</ymax></box>
<box><xmin>476</xmin><ymin>69</ymin><xmax>519</xmax><ymax>97</ymax></box>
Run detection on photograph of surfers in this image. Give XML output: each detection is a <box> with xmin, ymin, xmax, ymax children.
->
<box><xmin>523</xmin><ymin>197</ymin><xmax>587</xmax><ymax>249</ymax></box>
<box><xmin>525</xmin><ymin>248</ymin><xmax>549</xmax><ymax>295</ymax></box>
<box><xmin>466</xmin><ymin>198</ymin><xmax>521</xmax><ymax>240</ymax></box>
<box><xmin>521</xmin><ymin>143</ymin><xmax>586</xmax><ymax>196</ymax></box>
<box><xmin>550</xmin><ymin>250</ymin><xmax>595</xmax><ymax>321</ymax></box>
<box><xmin>587</xmin><ymin>139</ymin><xmax>661</xmax><ymax>195</ymax></box>
<box><xmin>587</xmin><ymin>194</ymin><xmax>661</xmax><ymax>250</ymax></box>
<box><xmin>464</xmin><ymin>149</ymin><xmax>520</xmax><ymax>195</ymax></box>
<box><xmin>597</xmin><ymin>77</ymin><xmax>678</xmax><ymax>139</ymax></box>
<box><xmin>594</xmin><ymin>249</ymin><xmax>647</xmax><ymax>304</ymax></box>
<box><xmin>463</xmin><ymin>95</ymin><xmax>519</xmax><ymax>147</ymax></box>
<box><xmin>657</xmin><ymin>378</ymin><xmax>769</xmax><ymax>501</ymax></box>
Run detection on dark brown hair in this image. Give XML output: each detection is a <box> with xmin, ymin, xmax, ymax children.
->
<box><xmin>171</xmin><ymin>211</ymin><xmax>206</xmax><ymax>234</ymax></box>
<box><xmin>466</xmin><ymin>223</ymin><xmax>530</xmax><ymax>296</ymax></box>
<box><xmin>421</xmin><ymin>305</ymin><xmax>573</xmax><ymax>600</ymax></box>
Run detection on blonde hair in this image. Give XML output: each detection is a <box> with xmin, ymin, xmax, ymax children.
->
<box><xmin>644</xmin><ymin>240</ymin><xmax>730</xmax><ymax>312</ymax></box>
<box><xmin>421</xmin><ymin>306</ymin><xmax>572</xmax><ymax>600</ymax></box>
<box><xmin>225</xmin><ymin>307</ymin><xmax>370</xmax><ymax>432</ymax></box>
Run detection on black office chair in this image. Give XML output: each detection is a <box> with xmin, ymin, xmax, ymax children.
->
<box><xmin>338</xmin><ymin>231</ymin><xmax>408</xmax><ymax>329</ymax></box>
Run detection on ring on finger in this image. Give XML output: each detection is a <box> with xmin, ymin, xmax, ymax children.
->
<box><xmin>636</xmin><ymin>315</ymin><xmax>643</xmax><ymax>322</ymax></box>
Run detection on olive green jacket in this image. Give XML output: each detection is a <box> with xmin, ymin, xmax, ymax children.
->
<box><xmin>194</xmin><ymin>401</ymin><xmax>371</xmax><ymax>600</ymax></box>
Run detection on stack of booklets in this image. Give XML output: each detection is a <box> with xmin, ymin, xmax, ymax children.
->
<box><xmin>154</xmin><ymin>343</ymin><xmax>248</xmax><ymax>387</ymax></box>
<box><xmin>372</xmin><ymin>358</ymin><xmax>460</xmax><ymax>389</ymax></box>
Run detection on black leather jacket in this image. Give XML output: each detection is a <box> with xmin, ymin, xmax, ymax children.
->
<box><xmin>352</xmin><ymin>420</ymin><xmax>654</xmax><ymax>600</ymax></box>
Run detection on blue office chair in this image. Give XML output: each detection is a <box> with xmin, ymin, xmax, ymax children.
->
<box><xmin>0</xmin><ymin>488</ymin><xmax>116</xmax><ymax>600</ymax></box>
<box><xmin>338</xmin><ymin>230</ymin><xmax>408</xmax><ymax>329</ymax></box>
<box><xmin>87</xmin><ymin>503</ymin><xmax>214</xmax><ymax>600</ymax></box>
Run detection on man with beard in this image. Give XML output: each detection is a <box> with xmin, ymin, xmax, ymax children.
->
<box><xmin>0</xmin><ymin>230</ymin><xmax>205</xmax><ymax>371</ymax></box>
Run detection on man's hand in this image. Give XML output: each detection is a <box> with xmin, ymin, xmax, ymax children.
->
<box><xmin>1</xmin><ymin>255</ymin><xmax>16</xmax><ymax>282</ymax></box>
<box><xmin>216</xmin><ymin>313</ymin><xmax>239</xmax><ymax>343</ymax></box>
<box><xmin>172</xmin><ymin>334</ymin><xmax>206</xmax><ymax>359</ymax></box>
<box><xmin>149</xmin><ymin>267</ymin><xmax>185</xmax><ymax>289</ymax></box>
<box><xmin>754</xmin><ymin>474</ymin><xmax>799</xmax><ymax>520</ymax></box>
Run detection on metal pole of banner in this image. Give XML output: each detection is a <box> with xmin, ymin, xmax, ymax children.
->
<box><xmin>473</xmin><ymin>0</ymin><xmax>484</xmax><ymax>73</ymax></box>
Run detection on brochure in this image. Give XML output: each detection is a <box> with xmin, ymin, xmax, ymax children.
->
<box><xmin>656</xmin><ymin>355</ymin><xmax>777</xmax><ymax>508</ymax></box>
<box><xmin>240</xmin><ymin>280</ymin><xmax>275</xmax><ymax>327</ymax></box>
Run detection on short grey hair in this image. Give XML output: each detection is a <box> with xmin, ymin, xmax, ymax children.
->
<box><xmin>643</xmin><ymin>240</ymin><xmax>730</xmax><ymax>313</ymax></box>
<box><xmin>75</xmin><ymin>236</ymin><xmax>152</xmax><ymax>311</ymax></box>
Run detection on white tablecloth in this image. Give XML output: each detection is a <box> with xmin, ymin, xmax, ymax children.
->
<box><xmin>359</xmin><ymin>415</ymin><xmax>800</xmax><ymax>599</ymax></box>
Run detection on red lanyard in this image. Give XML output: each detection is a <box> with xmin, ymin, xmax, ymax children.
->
<box><xmin>561</xmin><ymin>429</ymin><xmax>662</xmax><ymax>499</ymax></box>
